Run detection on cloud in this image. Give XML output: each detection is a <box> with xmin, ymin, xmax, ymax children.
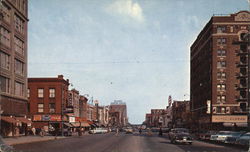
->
<box><xmin>106</xmin><ymin>0</ymin><xmax>145</xmax><ymax>23</ymax></box>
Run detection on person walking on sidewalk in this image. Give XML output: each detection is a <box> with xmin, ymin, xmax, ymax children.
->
<box><xmin>31</xmin><ymin>127</ymin><xmax>36</xmax><ymax>135</ymax></box>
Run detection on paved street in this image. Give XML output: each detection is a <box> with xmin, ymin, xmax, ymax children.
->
<box><xmin>13</xmin><ymin>132</ymin><xmax>246</xmax><ymax>152</ymax></box>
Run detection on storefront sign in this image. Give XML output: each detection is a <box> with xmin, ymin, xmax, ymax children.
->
<box><xmin>212</xmin><ymin>115</ymin><xmax>247</xmax><ymax>123</ymax></box>
<box><xmin>33</xmin><ymin>115</ymin><xmax>62</xmax><ymax>121</ymax></box>
<box><xmin>50</xmin><ymin>115</ymin><xmax>61</xmax><ymax>121</ymax></box>
<box><xmin>33</xmin><ymin>115</ymin><xmax>42</xmax><ymax>121</ymax></box>
<box><xmin>69</xmin><ymin>116</ymin><xmax>75</xmax><ymax>123</ymax></box>
<box><xmin>42</xmin><ymin>115</ymin><xmax>51</xmax><ymax>121</ymax></box>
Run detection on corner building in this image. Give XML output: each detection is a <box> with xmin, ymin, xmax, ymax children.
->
<box><xmin>190</xmin><ymin>11</ymin><xmax>250</xmax><ymax>131</ymax></box>
<box><xmin>0</xmin><ymin>0</ymin><xmax>29</xmax><ymax>137</ymax></box>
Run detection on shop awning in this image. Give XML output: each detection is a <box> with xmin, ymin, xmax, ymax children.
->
<box><xmin>15</xmin><ymin>117</ymin><xmax>32</xmax><ymax>124</ymax></box>
<box><xmin>80</xmin><ymin>122</ymin><xmax>90</xmax><ymax>127</ymax></box>
<box><xmin>64</xmin><ymin>123</ymin><xmax>73</xmax><ymax>127</ymax></box>
<box><xmin>1</xmin><ymin>116</ymin><xmax>18</xmax><ymax>124</ymax></box>
<box><xmin>70</xmin><ymin>122</ymin><xmax>80</xmax><ymax>127</ymax></box>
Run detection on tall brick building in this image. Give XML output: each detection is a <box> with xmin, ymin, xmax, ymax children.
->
<box><xmin>190</xmin><ymin>11</ymin><xmax>250</xmax><ymax>131</ymax></box>
<box><xmin>0</xmin><ymin>0</ymin><xmax>29</xmax><ymax>137</ymax></box>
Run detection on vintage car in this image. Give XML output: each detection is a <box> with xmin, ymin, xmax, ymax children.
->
<box><xmin>168</xmin><ymin>128</ymin><xmax>192</xmax><ymax>145</ymax></box>
<box><xmin>89</xmin><ymin>128</ymin><xmax>108</xmax><ymax>134</ymax></box>
<box><xmin>235</xmin><ymin>132</ymin><xmax>250</xmax><ymax>147</ymax></box>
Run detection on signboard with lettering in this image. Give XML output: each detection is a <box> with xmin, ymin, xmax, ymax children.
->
<box><xmin>235</xmin><ymin>12</ymin><xmax>250</xmax><ymax>21</ymax></box>
<box><xmin>69</xmin><ymin>116</ymin><xmax>75</xmax><ymax>123</ymax></box>
<box><xmin>50</xmin><ymin>115</ymin><xmax>61</xmax><ymax>121</ymax></box>
<box><xmin>212</xmin><ymin>115</ymin><xmax>247</xmax><ymax>123</ymax></box>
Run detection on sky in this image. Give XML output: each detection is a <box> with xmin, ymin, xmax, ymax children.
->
<box><xmin>28</xmin><ymin>0</ymin><xmax>249</xmax><ymax>124</ymax></box>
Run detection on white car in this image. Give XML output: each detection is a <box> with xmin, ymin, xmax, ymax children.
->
<box><xmin>89</xmin><ymin>128</ymin><xmax>108</xmax><ymax>134</ymax></box>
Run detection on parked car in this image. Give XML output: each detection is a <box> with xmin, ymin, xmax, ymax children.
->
<box><xmin>125</xmin><ymin>127</ymin><xmax>133</xmax><ymax>134</ymax></box>
<box><xmin>210</xmin><ymin>131</ymin><xmax>235</xmax><ymax>142</ymax></box>
<box><xmin>235</xmin><ymin>132</ymin><xmax>250</xmax><ymax>147</ymax></box>
<box><xmin>224</xmin><ymin>132</ymin><xmax>246</xmax><ymax>144</ymax></box>
<box><xmin>169</xmin><ymin>128</ymin><xmax>192</xmax><ymax>145</ymax></box>
<box><xmin>89</xmin><ymin>128</ymin><xmax>108</xmax><ymax>134</ymax></box>
<box><xmin>198</xmin><ymin>131</ymin><xmax>217</xmax><ymax>140</ymax></box>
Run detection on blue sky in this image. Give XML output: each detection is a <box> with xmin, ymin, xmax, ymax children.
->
<box><xmin>28</xmin><ymin>0</ymin><xmax>249</xmax><ymax>124</ymax></box>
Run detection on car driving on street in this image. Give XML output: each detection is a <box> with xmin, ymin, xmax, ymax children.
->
<box><xmin>169</xmin><ymin>128</ymin><xmax>193</xmax><ymax>145</ymax></box>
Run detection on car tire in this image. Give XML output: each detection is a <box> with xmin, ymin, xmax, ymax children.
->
<box><xmin>189</xmin><ymin>142</ymin><xmax>192</xmax><ymax>145</ymax></box>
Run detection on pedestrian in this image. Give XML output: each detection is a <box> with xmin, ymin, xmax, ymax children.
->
<box><xmin>115</xmin><ymin>127</ymin><xmax>119</xmax><ymax>136</ymax></box>
<box><xmin>31</xmin><ymin>126</ymin><xmax>36</xmax><ymax>135</ymax></box>
<box><xmin>139</xmin><ymin>128</ymin><xmax>142</xmax><ymax>134</ymax></box>
<box><xmin>159</xmin><ymin>127</ymin><xmax>163</xmax><ymax>136</ymax></box>
<box><xmin>40</xmin><ymin>128</ymin><xmax>44</xmax><ymax>137</ymax></box>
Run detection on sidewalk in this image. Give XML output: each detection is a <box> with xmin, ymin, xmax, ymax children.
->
<box><xmin>2</xmin><ymin>135</ymin><xmax>66</xmax><ymax>146</ymax></box>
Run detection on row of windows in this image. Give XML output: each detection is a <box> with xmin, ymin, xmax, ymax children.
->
<box><xmin>217</xmin><ymin>38</ymin><xmax>226</xmax><ymax>45</ymax></box>
<box><xmin>37</xmin><ymin>103</ymin><xmax>55</xmax><ymax>113</ymax></box>
<box><xmin>0</xmin><ymin>75</ymin><xmax>24</xmax><ymax>97</ymax></box>
<box><xmin>0</xmin><ymin>51</ymin><xmax>25</xmax><ymax>76</ymax></box>
<box><xmin>217</xmin><ymin>95</ymin><xmax>226</xmax><ymax>103</ymax></box>
<box><xmin>217</xmin><ymin>84</ymin><xmax>226</xmax><ymax>91</ymax></box>
<box><xmin>28</xmin><ymin>88</ymin><xmax>56</xmax><ymax>98</ymax></box>
<box><xmin>0</xmin><ymin>27</ymin><xmax>11</xmax><ymax>47</ymax></box>
<box><xmin>213</xmin><ymin>107</ymin><xmax>230</xmax><ymax>114</ymax></box>
<box><xmin>14</xmin><ymin>36</ymin><xmax>25</xmax><ymax>55</ymax></box>
<box><xmin>2</xmin><ymin>2</ymin><xmax>11</xmax><ymax>23</ymax></box>
<box><xmin>0</xmin><ymin>52</ymin><xmax>10</xmax><ymax>70</ymax></box>
<box><xmin>217</xmin><ymin>72</ymin><xmax>226</xmax><ymax>79</ymax></box>
<box><xmin>15</xmin><ymin>59</ymin><xmax>25</xmax><ymax>76</ymax></box>
<box><xmin>217</xmin><ymin>61</ymin><xmax>226</xmax><ymax>68</ymax></box>
<box><xmin>14</xmin><ymin>14</ymin><xmax>25</xmax><ymax>34</ymax></box>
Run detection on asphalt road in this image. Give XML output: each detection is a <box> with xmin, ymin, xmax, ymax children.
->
<box><xmin>13</xmin><ymin>132</ymin><xmax>246</xmax><ymax>152</ymax></box>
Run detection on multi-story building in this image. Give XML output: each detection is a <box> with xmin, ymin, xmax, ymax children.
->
<box><xmin>0</xmin><ymin>0</ymin><xmax>29</xmax><ymax>137</ymax></box>
<box><xmin>171</xmin><ymin>100</ymin><xmax>190</xmax><ymax>128</ymax></box>
<box><xmin>79</xmin><ymin>95</ymin><xmax>88</xmax><ymax>119</ymax></box>
<box><xmin>162</xmin><ymin>106</ymin><xmax>172</xmax><ymax>128</ymax></box>
<box><xmin>67</xmin><ymin>89</ymin><xmax>80</xmax><ymax>117</ymax></box>
<box><xmin>28</xmin><ymin>75</ymin><xmax>69</xmax><ymax>132</ymax></box>
<box><xmin>190</xmin><ymin>11</ymin><xmax>249</xmax><ymax>131</ymax></box>
<box><xmin>109</xmin><ymin>100</ymin><xmax>128</xmax><ymax>127</ymax></box>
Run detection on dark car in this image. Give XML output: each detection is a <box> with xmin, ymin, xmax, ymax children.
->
<box><xmin>169</xmin><ymin>128</ymin><xmax>192</xmax><ymax>145</ymax></box>
<box><xmin>235</xmin><ymin>132</ymin><xmax>250</xmax><ymax>147</ymax></box>
<box><xmin>224</xmin><ymin>132</ymin><xmax>246</xmax><ymax>144</ymax></box>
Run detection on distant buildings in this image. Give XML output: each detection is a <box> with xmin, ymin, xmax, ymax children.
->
<box><xmin>109</xmin><ymin>100</ymin><xmax>128</xmax><ymax>127</ymax></box>
<box><xmin>190</xmin><ymin>11</ymin><xmax>249</xmax><ymax>131</ymax></box>
<box><xmin>0</xmin><ymin>0</ymin><xmax>29</xmax><ymax>137</ymax></box>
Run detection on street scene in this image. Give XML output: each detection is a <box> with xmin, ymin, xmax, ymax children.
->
<box><xmin>0</xmin><ymin>0</ymin><xmax>250</xmax><ymax>152</ymax></box>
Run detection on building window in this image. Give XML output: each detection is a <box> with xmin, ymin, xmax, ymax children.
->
<box><xmin>217</xmin><ymin>84</ymin><xmax>226</xmax><ymax>91</ymax></box>
<box><xmin>14</xmin><ymin>14</ymin><xmax>24</xmax><ymax>34</ymax></box>
<box><xmin>217</xmin><ymin>26</ymin><xmax>226</xmax><ymax>33</ymax></box>
<box><xmin>49</xmin><ymin>88</ymin><xmax>55</xmax><ymax>98</ymax></box>
<box><xmin>14</xmin><ymin>81</ymin><xmax>24</xmax><ymax>96</ymax></box>
<box><xmin>27</xmin><ymin>88</ymin><xmax>30</xmax><ymax>98</ymax></box>
<box><xmin>0</xmin><ymin>27</ymin><xmax>11</xmax><ymax>47</ymax></box>
<box><xmin>15</xmin><ymin>59</ymin><xmax>25</xmax><ymax>76</ymax></box>
<box><xmin>2</xmin><ymin>3</ymin><xmax>11</xmax><ymax>23</ymax></box>
<box><xmin>38</xmin><ymin>103</ymin><xmax>44</xmax><ymax>113</ymax></box>
<box><xmin>217</xmin><ymin>61</ymin><xmax>226</xmax><ymax>68</ymax></box>
<box><xmin>14</xmin><ymin>36</ymin><xmax>25</xmax><ymax>55</ymax></box>
<box><xmin>217</xmin><ymin>38</ymin><xmax>226</xmax><ymax>45</ymax></box>
<box><xmin>38</xmin><ymin>89</ymin><xmax>44</xmax><ymax>98</ymax></box>
<box><xmin>217</xmin><ymin>50</ymin><xmax>226</xmax><ymax>57</ymax></box>
<box><xmin>217</xmin><ymin>95</ymin><xmax>226</xmax><ymax>103</ymax></box>
<box><xmin>0</xmin><ymin>76</ymin><xmax>10</xmax><ymax>93</ymax></box>
<box><xmin>0</xmin><ymin>52</ymin><xmax>10</xmax><ymax>70</ymax></box>
<box><xmin>49</xmin><ymin>103</ymin><xmax>55</xmax><ymax>113</ymax></box>
<box><xmin>217</xmin><ymin>72</ymin><xmax>226</xmax><ymax>79</ymax></box>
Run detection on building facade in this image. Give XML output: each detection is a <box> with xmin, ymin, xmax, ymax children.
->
<box><xmin>28</xmin><ymin>75</ymin><xmax>69</xmax><ymax>131</ymax></box>
<box><xmin>190</xmin><ymin>11</ymin><xmax>250</xmax><ymax>131</ymax></box>
<box><xmin>0</xmin><ymin>0</ymin><xmax>29</xmax><ymax>137</ymax></box>
<box><xmin>109</xmin><ymin>100</ymin><xmax>128</xmax><ymax>127</ymax></box>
